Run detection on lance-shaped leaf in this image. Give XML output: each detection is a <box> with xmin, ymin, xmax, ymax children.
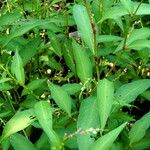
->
<box><xmin>89</xmin><ymin>122</ymin><xmax>127</xmax><ymax>150</ymax></box>
<box><xmin>9</xmin><ymin>133</ymin><xmax>36</xmax><ymax>150</ymax></box>
<box><xmin>97</xmin><ymin>79</ymin><xmax>114</xmax><ymax>129</ymax></box>
<box><xmin>73</xmin><ymin>5</ymin><xmax>94</xmax><ymax>53</ymax></box>
<box><xmin>22</xmin><ymin>79</ymin><xmax>47</xmax><ymax>96</ymax></box>
<box><xmin>11</xmin><ymin>50</ymin><xmax>25</xmax><ymax>85</ymax></box>
<box><xmin>48</xmin><ymin>82</ymin><xmax>72</xmax><ymax>116</ymax></box>
<box><xmin>0</xmin><ymin>109</ymin><xmax>35</xmax><ymax>142</ymax></box>
<box><xmin>77</xmin><ymin>96</ymin><xmax>100</xmax><ymax>150</ymax></box>
<box><xmin>34</xmin><ymin>101</ymin><xmax>61</xmax><ymax>149</ymax></box>
<box><xmin>72</xmin><ymin>41</ymin><xmax>93</xmax><ymax>86</ymax></box>
<box><xmin>115</xmin><ymin>79</ymin><xmax>150</xmax><ymax>104</ymax></box>
<box><xmin>129</xmin><ymin>112</ymin><xmax>150</xmax><ymax>144</ymax></box>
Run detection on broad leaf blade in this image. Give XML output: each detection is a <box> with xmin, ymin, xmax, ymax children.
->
<box><xmin>72</xmin><ymin>41</ymin><xmax>93</xmax><ymax>86</ymax></box>
<box><xmin>73</xmin><ymin>5</ymin><xmax>94</xmax><ymax>53</ymax></box>
<box><xmin>97</xmin><ymin>79</ymin><xmax>114</xmax><ymax>129</ymax></box>
<box><xmin>115</xmin><ymin>79</ymin><xmax>150</xmax><ymax>104</ymax></box>
<box><xmin>9</xmin><ymin>133</ymin><xmax>36</xmax><ymax>150</ymax></box>
<box><xmin>129</xmin><ymin>112</ymin><xmax>150</xmax><ymax>144</ymax></box>
<box><xmin>34</xmin><ymin>101</ymin><xmax>61</xmax><ymax>148</ymax></box>
<box><xmin>89</xmin><ymin>122</ymin><xmax>127</xmax><ymax>150</ymax></box>
<box><xmin>22</xmin><ymin>79</ymin><xmax>46</xmax><ymax>96</ymax></box>
<box><xmin>77</xmin><ymin>96</ymin><xmax>100</xmax><ymax>150</ymax></box>
<box><xmin>48</xmin><ymin>82</ymin><xmax>72</xmax><ymax>116</ymax></box>
<box><xmin>120</xmin><ymin>0</ymin><xmax>133</xmax><ymax>14</ymax></box>
<box><xmin>11</xmin><ymin>50</ymin><xmax>25</xmax><ymax>85</ymax></box>
<box><xmin>62</xmin><ymin>83</ymin><xmax>82</xmax><ymax>95</ymax></box>
<box><xmin>0</xmin><ymin>109</ymin><xmax>35</xmax><ymax>142</ymax></box>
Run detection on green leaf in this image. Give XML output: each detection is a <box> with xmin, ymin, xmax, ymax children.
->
<box><xmin>63</xmin><ymin>40</ymin><xmax>76</xmax><ymax>73</ymax></box>
<box><xmin>62</xmin><ymin>83</ymin><xmax>82</xmax><ymax>95</ymax></box>
<box><xmin>131</xmin><ymin>139</ymin><xmax>150</xmax><ymax>150</ymax></box>
<box><xmin>100</xmin><ymin>2</ymin><xmax>150</xmax><ymax>22</ymax></box>
<box><xmin>141</xmin><ymin>90</ymin><xmax>150</xmax><ymax>101</ymax></box>
<box><xmin>120</xmin><ymin>0</ymin><xmax>133</xmax><ymax>14</ymax></box>
<box><xmin>115</xmin><ymin>79</ymin><xmax>150</xmax><ymax>104</ymax></box>
<box><xmin>77</xmin><ymin>96</ymin><xmax>100</xmax><ymax>150</ymax></box>
<box><xmin>97</xmin><ymin>35</ymin><xmax>123</xmax><ymax>43</ymax></box>
<box><xmin>97</xmin><ymin>79</ymin><xmax>114</xmax><ymax>129</ymax></box>
<box><xmin>1</xmin><ymin>139</ymin><xmax>10</xmax><ymax>150</ymax></box>
<box><xmin>0</xmin><ymin>109</ymin><xmax>35</xmax><ymax>142</ymax></box>
<box><xmin>2</xmin><ymin>19</ymin><xmax>52</xmax><ymax>47</ymax></box>
<box><xmin>48</xmin><ymin>57</ymin><xmax>63</xmax><ymax>71</ymax></box>
<box><xmin>0</xmin><ymin>83</ymin><xmax>13</xmax><ymax>91</ymax></box>
<box><xmin>73</xmin><ymin>5</ymin><xmax>94</xmax><ymax>53</ymax></box>
<box><xmin>48</xmin><ymin>82</ymin><xmax>72</xmax><ymax>116</ymax></box>
<box><xmin>89</xmin><ymin>122</ymin><xmax>127</xmax><ymax>150</ymax></box>
<box><xmin>0</xmin><ymin>11</ymin><xmax>22</xmax><ymax>26</ymax></box>
<box><xmin>72</xmin><ymin>41</ymin><xmax>93</xmax><ymax>86</ymax></box>
<box><xmin>11</xmin><ymin>50</ymin><xmax>25</xmax><ymax>85</ymax></box>
<box><xmin>127</xmin><ymin>39</ymin><xmax>150</xmax><ymax>50</ymax></box>
<box><xmin>115</xmin><ymin>28</ymin><xmax>150</xmax><ymax>53</ymax></box>
<box><xmin>22</xmin><ymin>79</ymin><xmax>47</xmax><ymax>96</ymax></box>
<box><xmin>129</xmin><ymin>112</ymin><xmax>150</xmax><ymax>144</ymax></box>
<box><xmin>34</xmin><ymin>101</ymin><xmax>61</xmax><ymax>149</ymax></box>
<box><xmin>35</xmin><ymin>132</ymin><xmax>50</xmax><ymax>150</ymax></box>
<box><xmin>48</xmin><ymin>31</ymin><xmax>62</xmax><ymax>57</ymax></box>
<box><xmin>20</xmin><ymin>37</ymin><xmax>41</xmax><ymax>66</ymax></box>
<box><xmin>9</xmin><ymin>133</ymin><xmax>36</xmax><ymax>150</ymax></box>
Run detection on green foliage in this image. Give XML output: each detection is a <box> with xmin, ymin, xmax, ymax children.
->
<box><xmin>0</xmin><ymin>0</ymin><xmax>150</xmax><ymax>150</ymax></box>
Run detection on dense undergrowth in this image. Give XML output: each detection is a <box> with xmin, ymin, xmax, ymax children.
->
<box><xmin>0</xmin><ymin>0</ymin><xmax>150</xmax><ymax>150</ymax></box>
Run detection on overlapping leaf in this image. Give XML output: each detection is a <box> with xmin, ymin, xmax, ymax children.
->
<box><xmin>89</xmin><ymin>122</ymin><xmax>127</xmax><ymax>150</ymax></box>
<box><xmin>73</xmin><ymin>5</ymin><xmax>95</xmax><ymax>53</ymax></box>
<box><xmin>48</xmin><ymin>82</ymin><xmax>72</xmax><ymax>116</ymax></box>
<box><xmin>115</xmin><ymin>79</ymin><xmax>150</xmax><ymax>104</ymax></box>
<box><xmin>97</xmin><ymin>79</ymin><xmax>114</xmax><ymax>129</ymax></box>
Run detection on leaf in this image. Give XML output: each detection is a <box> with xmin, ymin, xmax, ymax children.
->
<box><xmin>48</xmin><ymin>82</ymin><xmax>72</xmax><ymax>116</ymax></box>
<box><xmin>9</xmin><ymin>133</ymin><xmax>36</xmax><ymax>150</ymax></box>
<box><xmin>0</xmin><ymin>11</ymin><xmax>22</xmax><ymax>26</ymax></box>
<box><xmin>97</xmin><ymin>35</ymin><xmax>123</xmax><ymax>43</ymax></box>
<box><xmin>89</xmin><ymin>122</ymin><xmax>127</xmax><ymax>150</ymax></box>
<box><xmin>22</xmin><ymin>79</ymin><xmax>46</xmax><ymax>96</ymax></box>
<box><xmin>48</xmin><ymin>57</ymin><xmax>63</xmax><ymax>71</ymax></box>
<box><xmin>63</xmin><ymin>40</ymin><xmax>76</xmax><ymax>73</ymax></box>
<box><xmin>127</xmin><ymin>39</ymin><xmax>150</xmax><ymax>50</ymax></box>
<box><xmin>20</xmin><ymin>37</ymin><xmax>41</xmax><ymax>66</ymax></box>
<box><xmin>131</xmin><ymin>139</ymin><xmax>150</xmax><ymax>150</ymax></box>
<box><xmin>0</xmin><ymin>83</ymin><xmax>13</xmax><ymax>91</ymax></box>
<box><xmin>48</xmin><ymin>31</ymin><xmax>62</xmax><ymax>57</ymax></box>
<box><xmin>0</xmin><ymin>109</ymin><xmax>35</xmax><ymax>142</ymax></box>
<box><xmin>73</xmin><ymin>5</ymin><xmax>94</xmax><ymax>53</ymax></box>
<box><xmin>77</xmin><ymin>96</ymin><xmax>100</xmax><ymax>150</ymax></box>
<box><xmin>115</xmin><ymin>79</ymin><xmax>150</xmax><ymax>104</ymax></box>
<box><xmin>120</xmin><ymin>0</ymin><xmax>133</xmax><ymax>14</ymax></box>
<box><xmin>11</xmin><ymin>50</ymin><xmax>25</xmax><ymax>85</ymax></box>
<box><xmin>129</xmin><ymin>112</ymin><xmax>150</xmax><ymax>144</ymax></box>
<box><xmin>115</xmin><ymin>28</ymin><xmax>150</xmax><ymax>53</ymax></box>
<box><xmin>62</xmin><ymin>83</ymin><xmax>82</xmax><ymax>95</ymax></box>
<box><xmin>72</xmin><ymin>40</ymin><xmax>93</xmax><ymax>86</ymax></box>
<box><xmin>2</xmin><ymin>19</ymin><xmax>52</xmax><ymax>47</ymax></box>
<box><xmin>97</xmin><ymin>79</ymin><xmax>114</xmax><ymax>128</ymax></box>
<box><xmin>141</xmin><ymin>90</ymin><xmax>150</xmax><ymax>101</ymax></box>
<box><xmin>100</xmin><ymin>2</ymin><xmax>150</xmax><ymax>22</ymax></box>
<box><xmin>35</xmin><ymin>132</ymin><xmax>50</xmax><ymax>150</ymax></box>
<box><xmin>34</xmin><ymin>101</ymin><xmax>61</xmax><ymax>149</ymax></box>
